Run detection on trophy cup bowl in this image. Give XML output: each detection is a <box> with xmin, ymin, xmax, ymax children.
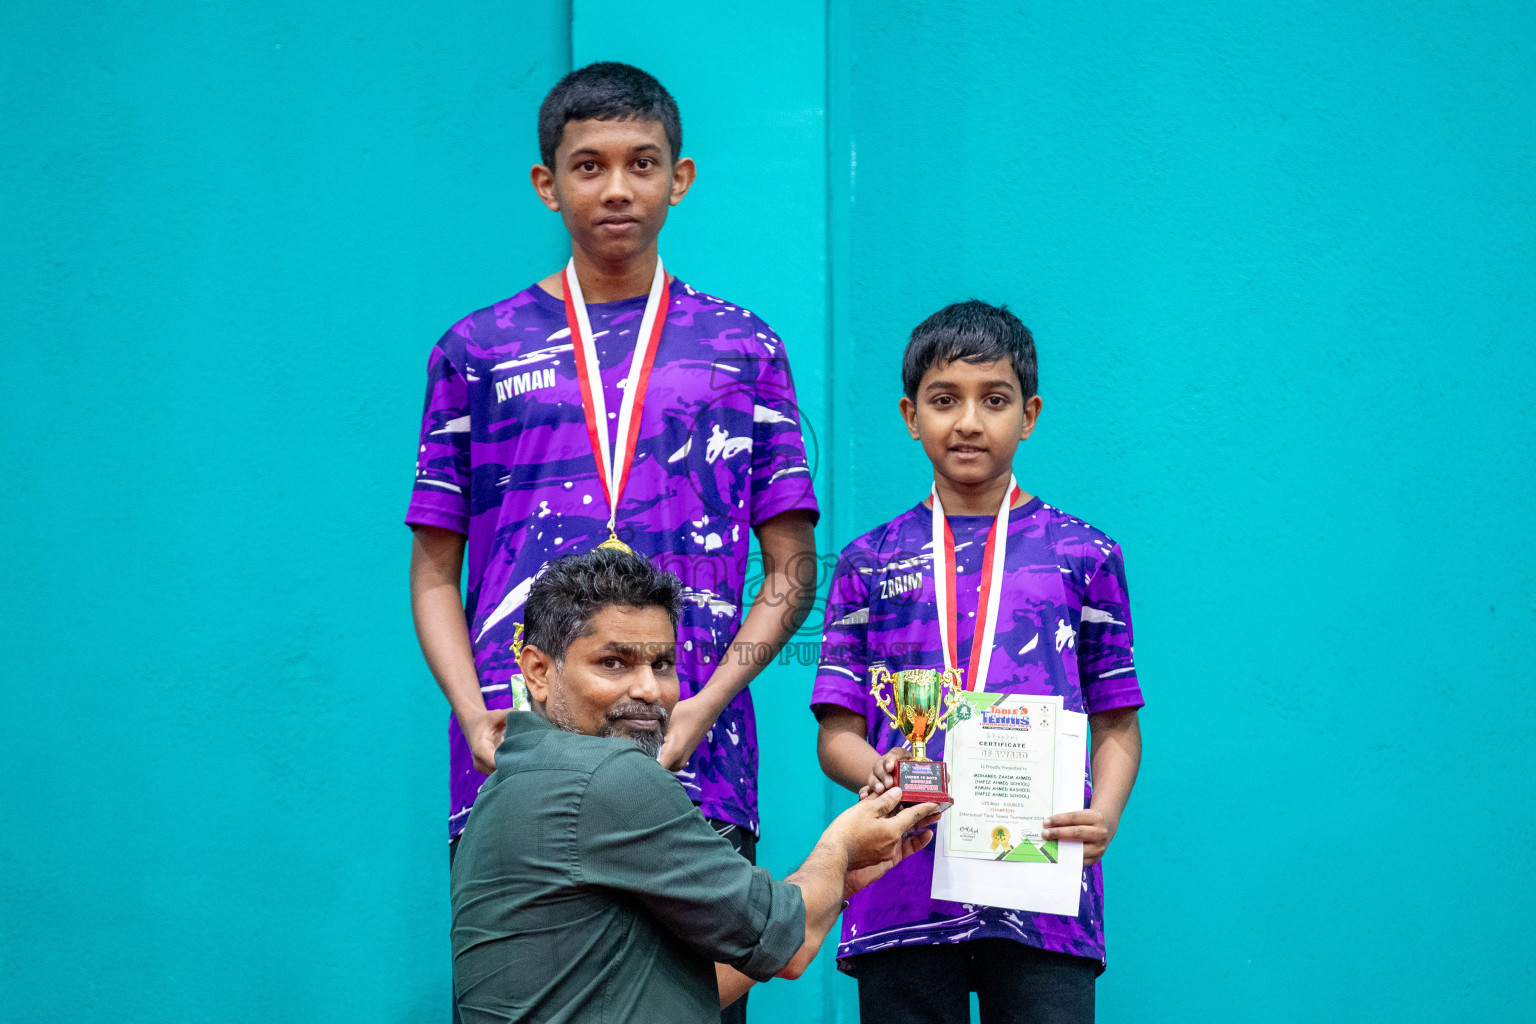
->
<box><xmin>869</xmin><ymin>666</ymin><xmax>964</xmax><ymax>806</ymax></box>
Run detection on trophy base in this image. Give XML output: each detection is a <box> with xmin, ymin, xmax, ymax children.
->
<box><xmin>896</xmin><ymin>758</ymin><xmax>953</xmax><ymax>806</ymax></box>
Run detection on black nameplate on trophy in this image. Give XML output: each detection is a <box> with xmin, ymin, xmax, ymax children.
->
<box><xmin>896</xmin><ymin>759</ymin><xmax>953</xmax><ymax>806</ymax></box>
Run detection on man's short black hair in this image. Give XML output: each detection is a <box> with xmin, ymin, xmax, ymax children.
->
<box><xmin>538</xmin><ymin>62</ymin><xmax>683</xmax><ymax>169</ymax></box>
<box><xmin>901</xmin><ymin>300</ymin><xmax>1038</xmax><ymax>401</ymax></box>
<box><xmin>523</xmin><ymin>547</ymin><xmax>683</xmax><ymax>664</ymax></box>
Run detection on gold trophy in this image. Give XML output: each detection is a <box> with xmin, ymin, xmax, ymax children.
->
<box><xmin>869</xmin><ymin>666</ymin><xmax>964</xmax><ymax>805</ymax></box>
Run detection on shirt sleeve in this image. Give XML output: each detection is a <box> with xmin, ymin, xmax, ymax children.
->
<box><xmin>747</xmin><ymin>324</ymin><xmax>820</xmax><ymax>527</ymax></box>
<box><xmin>575</xmin><ymin>747</ymin><xmax>806</xmax><ymax>982</ymax></box>
<box><xmin>1077</xmin><ymin>543</ymin><xmax>1145</xmax><ymax>714</ymax></box>
<box><xmin>811</xmin><ymin>547</ymin><xmax>875</xmax><ymax>719</ymax></box>
<box><xmin>405</xmin><ymin>326</ymin><xmax>472</xmax><ymax>535</ymax></box>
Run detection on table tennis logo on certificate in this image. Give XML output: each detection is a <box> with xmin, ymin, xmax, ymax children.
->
<box><xmin>979</xmin><ymin>705</ymin><xmax>1031</xmax><ymax>729</ymax></box>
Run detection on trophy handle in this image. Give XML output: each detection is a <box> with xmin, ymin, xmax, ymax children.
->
<box><xmin>936</xmin><ymin>668</ymin><xmax>964</xmax><ymax>730</ymax></box>
<box><xmin>868</xmin><ymin>666</ymin><xmax>904</xmax><ymax>728</ymax></box>
<box><xmin>510</xmin><ymin>622</ymin><xmax>525</xmax><ymax>660</ymax></box>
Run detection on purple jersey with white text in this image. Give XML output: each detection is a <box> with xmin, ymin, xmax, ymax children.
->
<box><xmin>811</xmin><ymin>498</ymin><xmax>1142</xmax><ymax>969</ymax></box>
<box><xmin>408</xmin><ymin>279</ymin><xmax>818</xmax><ymax>838</ymax></box>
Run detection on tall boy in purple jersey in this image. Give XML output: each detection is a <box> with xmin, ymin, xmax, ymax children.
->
<box><xmin>811</xmin><ymin>302</ymin><xmax>1144</xmax><ymax>1023</ymax></box>
<box><xmin>407</xmin><ymin>63</ymin><xmax>818</xmax><ymax>1021</ymax></box>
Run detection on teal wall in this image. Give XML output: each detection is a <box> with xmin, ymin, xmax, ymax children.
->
<box><xmin>0</xmin><ymin>2</ymin><xmax>567</xmax><ymax>1020</ymax></box>
<box><xmin>830</xmin><ymin>4</ymin><xmax>1536</xmax><ymax>1021</ymax></box>
<box><xmin>3</xmin><ymin>2</ymin><xmax>1533</xmax><ymax>1022</ymax></box>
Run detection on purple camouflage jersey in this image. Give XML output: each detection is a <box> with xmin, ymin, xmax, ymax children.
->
<box><xmin>812</xmin><ymin>497</ymin><xmax>1142</xmax><ymax>969</ymax></box>
<box><xmin>408</xmin><ymin>278</ymin><xmax>818</xmax><ymax>839</ymax></box>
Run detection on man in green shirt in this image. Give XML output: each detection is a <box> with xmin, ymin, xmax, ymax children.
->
<box><xmin>451</xmin><ymin>548</ymin><xmax>941</xmax><ymax>1024</ymax></box>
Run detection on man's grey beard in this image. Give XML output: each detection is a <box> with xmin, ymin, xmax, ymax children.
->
<box><xmin>597</xmin><ymin>700</ymin><xmax>670</xmax><ymax>758</ymax></box>
<box><xmin>545</xmin><ymin>687</ymin><xmax>670</xmax><ymax>758</ymax></box>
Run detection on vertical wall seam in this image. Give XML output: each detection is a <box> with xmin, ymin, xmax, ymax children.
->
<box><xmin>821</xmin><ymin>3</ymin><xmax>849</xmax><ymax>1021</ymax></box>
<box><xmin>565</xmin><ymin>0</ymin><xmax>575</xmax><ymax>70</ymax></box>
<box><xmin>823</xmin><ymin>0</ymin><xmax>837</xmax><ymax>526</ymax></box>
<box><xmin>821</xmin><ymin>1</ymin><xmax>836</xmax><ymax>1020</ymax></box>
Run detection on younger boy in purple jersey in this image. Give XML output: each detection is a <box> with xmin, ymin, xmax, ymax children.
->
<box><xmin>811</xmin><ymin>302</ymin><xmax>1144</xmax><ymax>1023</ymax></box>
<box><xmin>407</xmin><ymin>63</ymin><xmax>819</xmax><ymax>1022</ymax></box>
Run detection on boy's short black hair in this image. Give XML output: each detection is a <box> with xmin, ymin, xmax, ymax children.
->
<box><xmin>537</xmin><ymin>62</ymin><xmax>683</xmax><ymax>169</ymax></box>
<box><xmin>901</xmin><ymin>300</ymin><xmax>1038</xmax><ymax>401</ymax></box>
<box><xmin>523</xmin><ymin>547</ymin><xmax>682</xmax><ymax>664</ymax></box>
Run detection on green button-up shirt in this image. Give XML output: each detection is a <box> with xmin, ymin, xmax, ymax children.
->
<box><xmin>451</xmin><ymin>712</ymin><xmax>806</xmax><ymax>1024</ymax></box>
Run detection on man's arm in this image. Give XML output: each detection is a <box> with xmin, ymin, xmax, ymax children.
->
<box><xmin>409</xmin><ymin>524</ymin><xmax>504</xmax><ymax>774</ymax></box>
<box><xmin>713</xmin><ymin>785</ymin><xmax>936</xmax><ymax>1004</ymax></box>
<box><xmin>774</xmin><ymin>787</ymin><xmax>940</xmax><ymax>979</ymax></box>
<box><xmin>714</xmin><ymin>965</ymin><xmax>755</xmax><ymax>1010</ymax></box>
<box><xmin>578</xmin><ymin>750</ymin><xmax>938</xmax><ymax>986</ymax></box>
<box><xmin>1043</xmin><ymin>706</ymin><xmax>1142</xmax><ymax>866</ymax></box>
<box><xmin>660</xmin><ymin>509</ymin><xmax>818</xmax><ymax>770</ymax></box>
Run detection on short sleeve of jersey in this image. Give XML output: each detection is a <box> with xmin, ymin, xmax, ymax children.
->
<box><xmin>811</xmin><ymin>546</ymin><xmax>873</xmax><ymax>718</ymax></box>
<box><xmin>748</xmin><ymin>323</ymin><xmax>819</xmax><ymax>527</ymax></box>
<box><xmin>405</xmin><ymin>323</ymin><xmax>472</xmax><ymax>535</ymax></box>
<box><xmin>1077</xmin><ymin>543</ymin><xmax>1144</xmax><ymax>714</ymax></box>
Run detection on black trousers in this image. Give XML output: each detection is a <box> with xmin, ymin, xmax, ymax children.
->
<box><xmin>710</xmin><ymin>818</ymin><xmax>756</xmax><ymax>1024</ymax></box>
<box><xmin>848</xmin><ymin>938</ymin><xmax>1097</xmax><ymax>1024</ymax></box>
<box><xmin>449</xmin><ymin>834</ymin><xmax>463</xmax><ymax>1024</ymax></box>
<box><xmin>450</xmin><ymin>817</ymin><xmax>758</xmax><ymax>1024</ymax></box>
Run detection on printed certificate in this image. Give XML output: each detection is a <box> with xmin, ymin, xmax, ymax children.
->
<box><xmin>945</xmin><ymin>693</ymin><xmax>1062</xmax><ymax>862</ymax></box>
<box><xmin>931</xmin><ymin>693</ymin><xmax>1088</xmax><ymax>915</ymax></box>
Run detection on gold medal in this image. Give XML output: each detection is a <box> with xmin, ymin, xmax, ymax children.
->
<box><xmin>597</xmin><ymin>529</ymin><xmax>635</xmax><ymax>555</ymax></box>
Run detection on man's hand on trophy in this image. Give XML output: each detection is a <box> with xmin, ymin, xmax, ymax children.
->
<box><xmin>461</xmin><ymin>706</ymin><xmax>509</xmax><ymax>776</ymax></box>
<box><xmin>829</xmin><ymin>787</ymin><xmax>942</xmax><ymax>898</ymax></box>
<box><xmin>860</xmin><ymin>747</ymin><xmax>913</xmax><ymax>799</ymax></box>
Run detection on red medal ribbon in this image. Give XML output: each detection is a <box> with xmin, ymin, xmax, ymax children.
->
<box><xmin>931</xmin><ymin>478</ymin><xmax>1022</xmax><ymax>691</ymax></box>
<box><xmin>562</xmin><ymin>257</ymin><xmax>669</xmax><ymax>534</ymax></box>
